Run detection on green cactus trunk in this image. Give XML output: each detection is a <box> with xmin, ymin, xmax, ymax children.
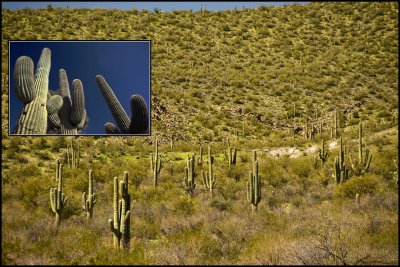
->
<box><xmin>96</xmin><ymin>75</ymin><xmax>130</xmax><ymax>133</ymax></box>
<box><xmin>150</xmin><ymin>139</ymin><xmax>162</xmax><ymax>187</ymax></box>
<box><xmin>349</xmin><ymin>122</ymin><xmax>372</xmax><ymax>175</ymax></box>
<box><xmin>334</xmin><ymin>138</ymin><xmax>349</xmax><ymax>184</ymax></box>
<box><xmin>201</xmin><ymin>146</ymin><xmax>216</xmax><ymax>198</ymax></box>
<box><xmin>58</xmin><ymin>70</ymin><xmax>86</xmax><ymax>134</ymax></box>
<box><xmin>224</xmin><ymin>138</ymin><xmax>237</xmax><ymax>166</ymax></box>
<box><xmin>318</xmin><ymin>140</ymin><xmax>329</xmax><ymax>165</ymax></box>
<box><xmin>183</xmin><ymin>154</ymin><xmax>196</xmax><ymax>196</ymax></box>
<box><xmin>50</xmin><ymin>161</ymin><xmax>68</xmax><ymax>227</ymax></box>
<box><xmin>82</xmin><ymin>169</ymin><xmax>96</xmax><ymax>219</ymax></box>
<box><xmin>247</xmin><ymin>150</ymin><xmax>261</xmax><ymax>212</ymax></box>
<box><xmin>108</xmin><ymin>172</ymin><xmax>131</xmax><ymax>249</ymax></box>
<box><xmin>14</xmin><ymin>48</ymin><xmax>51</xmax><ymax>134</ymax></box>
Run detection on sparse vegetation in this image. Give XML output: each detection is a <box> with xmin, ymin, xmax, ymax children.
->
<box><xmin>1</xmin><ymin>2</ymin><xmax>398</xmax><ymax>265</ymax></box>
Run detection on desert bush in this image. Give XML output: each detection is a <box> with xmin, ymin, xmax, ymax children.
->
<box><xmin>334</xmin><ymin>174</ymin><xmax>382</xmax><ymax>198</ymax></box>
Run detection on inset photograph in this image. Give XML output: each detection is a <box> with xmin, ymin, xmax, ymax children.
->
<box><xmin>9</xmin><ymin>41</ymin><xmax>151</xmax><ymax>135</ymax></box>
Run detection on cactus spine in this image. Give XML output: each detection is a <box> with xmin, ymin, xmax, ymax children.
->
<box><xmin>108</xmin><ymin>172</ymin><xmax>131</xmax><ymax>249</ymax></box>
<box><xmin>183</xmin><ymin>154</ymin><xmax>197</xmax><ymax>196</ymax></box>
<box><xmin>96</xmin><ymin>75</ymin><xmax>149</xmax><ymax>134</ymax></box>
<box><xmin>247</xmin><ymin>150</ymin><xmax>261</xmax><ymax>212</ymax></box>
<box><xmin>201</xmin><ymin>146</ymin><xmax>216</xmax><ymax>198</ymax></box>
<box><xmin>349</xmin><ymin>122</ymin><xmax>372</xmax><ymax>175</ymax></box>
<box><xmin>150</xmin><ymin>139</ymin><xmax>162</xmax><ymax>187</ymax></box>
<box><xmin>334</xmin><ymin>137</ymin><xmax>349</xmax><ymax>184</ymax></box>
<box><xmin>50</xmin><ymin>162</ymin><xmax>68</xmax><ymax>226</ymax></box>
<box><xmin>318</xmin><ymin>140</ymin><xmax>329</xmax><ymax>165</ymax></box>
<box><xmin>82</xmin><ymin>169</ymin><xmax>96</xmax><ymax>219</ymax></box>
<box><xmin>224</xmin><ymin>138</ymin><xmax>237</xmax><ymax>166</ymax></box>
<box><xmin>13</xmin><ymin>48</ymin><xmax>51</xmax><ymax>134</ymax></box>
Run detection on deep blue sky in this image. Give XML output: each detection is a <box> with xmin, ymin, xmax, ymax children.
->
<box><xmin>2</xmin><ymin>2</ymin><xmax>307</xmax><ymax>11</ymax></box>
<box><xmin>9</xmin><ymin>41</ymin><xmax>150</xmax><ymax>135</ymax></box>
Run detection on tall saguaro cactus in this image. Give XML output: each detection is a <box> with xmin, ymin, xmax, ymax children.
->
<box><xmin>108</xmin><ymin>172</ymin><xmax>131</xmax><ymax>249</ymax></box>
<box><xmin>95</xmin><ymin>75</ymin><xmax>149</xmax><ymax>134</ymax></box>
<box><xmin>318</xmin><ymin>140</ymin><xmax>329</xmax><ymax>165</ymax></box>
<box><xmin>198</xmin><ymin>146</ymin><xmax>203</xmax><ymax>165</ymax></box>
<box><xmin>247</xmin><ymin>150</ymin><xmax>261</xmax><ymax>212</ymax></box>
<box><xmin>334</xmin><ymin>137</ymin><xmax>349</xmax><ymax>184</ymax></box>
<box><xmin>183</xmin><ymin>154</ymin><xmax>197</xmax><ymax>196</ymax></box>
<box><xmin>150</xmin><ymin>139</ymin><xmax>162</xmax><ymax>187</ymax></box>
<box><xmin>201</xmin><ymin>146</ymin><xmax>216</xmax><ymax>198</ymax></box>
<box><xmin>349</xmin><ymin>122</ymin><xmax>372</xmax><ymax>175</ymax></box>
<box><xmin>224</xmin><ymin>138</ymin><xmax>237</xmax><ymax>167</ymax></box>
<box><xmin>333</xmin><ymin>109</ymin><xmax>338</xmax><ymax>139</ymax></box>
<box><xmin>66</xmin><ymin>138</ymin><xmax>80</xmax><ymax>169</ymax></box>
<box><xmin>50</xmin><ymin>162</ymin><xmax>68</xmax><ymax>226</ymax></box>
<box><xmin>13</xmin><ymin>48</ymin><xmax>51</xmax><ymax>134</ymax></box>
<box><xmin>82</xmin><ymin>169</ymin><xmax>96</xmax><ymax>219</ymax></box>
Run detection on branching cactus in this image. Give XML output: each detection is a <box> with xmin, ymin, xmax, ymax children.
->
<box><xmin>150</xmin><ymin>139</ymin><xmax>162</xmax><ymax>187</ymax></box>
<box><xmin>224</xmin><ymin>138</ymin><xmax>237</xmax><ymax>167</ymax></box>
<box><xmin>201</xmin><ymin>146</ymin><xmax>216</xmax><ymax>198</ymax></box>
<box><xmin>96</xmin><ymin>75</ymin><xmax>149</xmax><ymax>134</ymax></box>
<box><xmin>66</xmin><ymin>138</ymin><xmax>80</xmax><ymax>169</ymax></box>
<box><xmin>82</xmin><ymin>169</ymin><xmax>96</xmax><ymax>219</ymax></box>
<box><xmin>349</xmin><ymin>122</ymin><xmax>372</xmax><ymax>176</ymax></box>
<box><xmin>334</xmin><ymin>137</ymin><xmax>349</xmax><ymax>184</ymax></box>
<box><xmin>247</xmin><ymin>150</ymin><xmax>261</xmax><ymax>212</ymax></box>
<box><xmin>183</xmin><ymin>154</ymin><xmax>197</xmax><ymax>196</ymax></box>
<box><xmin>50</xmin><ymin>162</ymin><xmax>68</xmax><ymax>226</ymax></box>
<box><xmin>13</xmin><ymin>48</ymin><xmax>51</xmax><ymax>134</ymax></box>
<box><xmin>318</xmin><ymin>140</ymin><xmax>329</xmax><ymax>165</ymax></box>
<box><xmin>108</xmin><ymin>172</ymin><xmax>131</xmax><ymax>249</ymax></box>
<box><xmin>56</xmin><ymin>70</ymin><xmax>87</xmax><ymax>134</ymax></box>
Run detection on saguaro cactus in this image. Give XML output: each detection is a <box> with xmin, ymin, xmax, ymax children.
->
<box><xmin>150</xmin><ymin>139</ymin><xmax>162</xmax><ymax>187</ymax></box>
<box><xmin>50</xmin><ymin>162</ymin><xmax>68</xmax><ymax>226</ymax></box>
<box><xmin>334</xmin><ymin>137</ymin><xmax>349</xmax><ymax>184</ymax></box>
<box><xmin>304</xmin><ymin>116</ymin><xmax>309</xmax><ymax>140</ymax></box>
<box><xmin>108</xmin><ymin>172</ymin><xmax>131</xmax><ymax>249</ymax></box>
<box><xmin>183</xmin><ymin>154</ymin><xmax>197</xmax><ymax>196</ymax></box>
<box><xmin>66</xmin><ymin>138</ymin><xmax>80</xmax><ymax>169</ymax></box>
<box><xmin>333</xmin><ymin>109</ymin><xmax>338</xmax><ymax>138</ymax></box>
<box><xmin>247</xmin><ymin>150</ymin><xmax>261</xmax><ymax>212</ymax></box>
<box><xmin>197</xmin><ymin>146</ymin><xmax>203</xmax><ymax>165</ymax></box>
<box><xmin>318</xmin><ymin>140</ymin><xmax>329</xmax><ymax>165</ymax></box>
<box><xmin>57</xmin><ymin>70</ymin><xmax>87</xmax><ymax>134</ymax></box>
<box><xmin>349</xmin><ymin>122</ymin><xmax>372</xmax><ymax>176</ymax></box>
<box><xmin>96</xmin><ymin>75</ymin><xmax>149</xmax><ymax>134</ymax></box>
<box><xmin>224</xmin><ymin>138</ymin><xmax>237</xmax><ymax>166</ymax></box>
<box><xmin>201</xmin><ymin>146</ymin><xmax>216</xmax><ymax>198</ymax></box>
<box><xmin>82</xmin><ymin>169</ymin><xmax>96</xmax><ymax>219</ymax></box>
<box><xmin>13</xmin><ymin>48</ymin><xmax>51</xmax><ymax>134</ymax></box>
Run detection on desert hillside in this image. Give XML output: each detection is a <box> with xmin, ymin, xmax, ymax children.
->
<box><xmin>1</xmin><ymin>2</ymin><xmax>398</xmax><ymax>265</ymax></box>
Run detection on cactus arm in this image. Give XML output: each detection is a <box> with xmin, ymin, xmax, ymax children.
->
<box><xmin>70</xmin><ymin>79</ymin><xmax>85</xmax><ymax>125</ymax></box>
<box><xmin>96</xmin><ymin>75</ymin><xmax>131</xmax><ymax>133</ymax></box>
<box><xmin>14</xmin><ymin>48</ymin><xmax>51</xmax><ymax>134</ymax></box>
<box><xmin>13</xmin><ymin>56</ymin><xmax>36</xmax><ymax>103</ymax></box>
<box><xmin>129</xmin><ymin>94</ymin><xmax>149</xmax><ymax>134</ymax></box>
<box><xmin>105</xmin><ymin>122</ymin><xmax>121</xmax><ymax>134</ymax></box>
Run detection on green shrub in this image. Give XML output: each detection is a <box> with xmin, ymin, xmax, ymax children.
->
<box><xmin>334</xmin><ymin>174</ymin><xmax>382</xmax><ymax>198</ymax></box>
